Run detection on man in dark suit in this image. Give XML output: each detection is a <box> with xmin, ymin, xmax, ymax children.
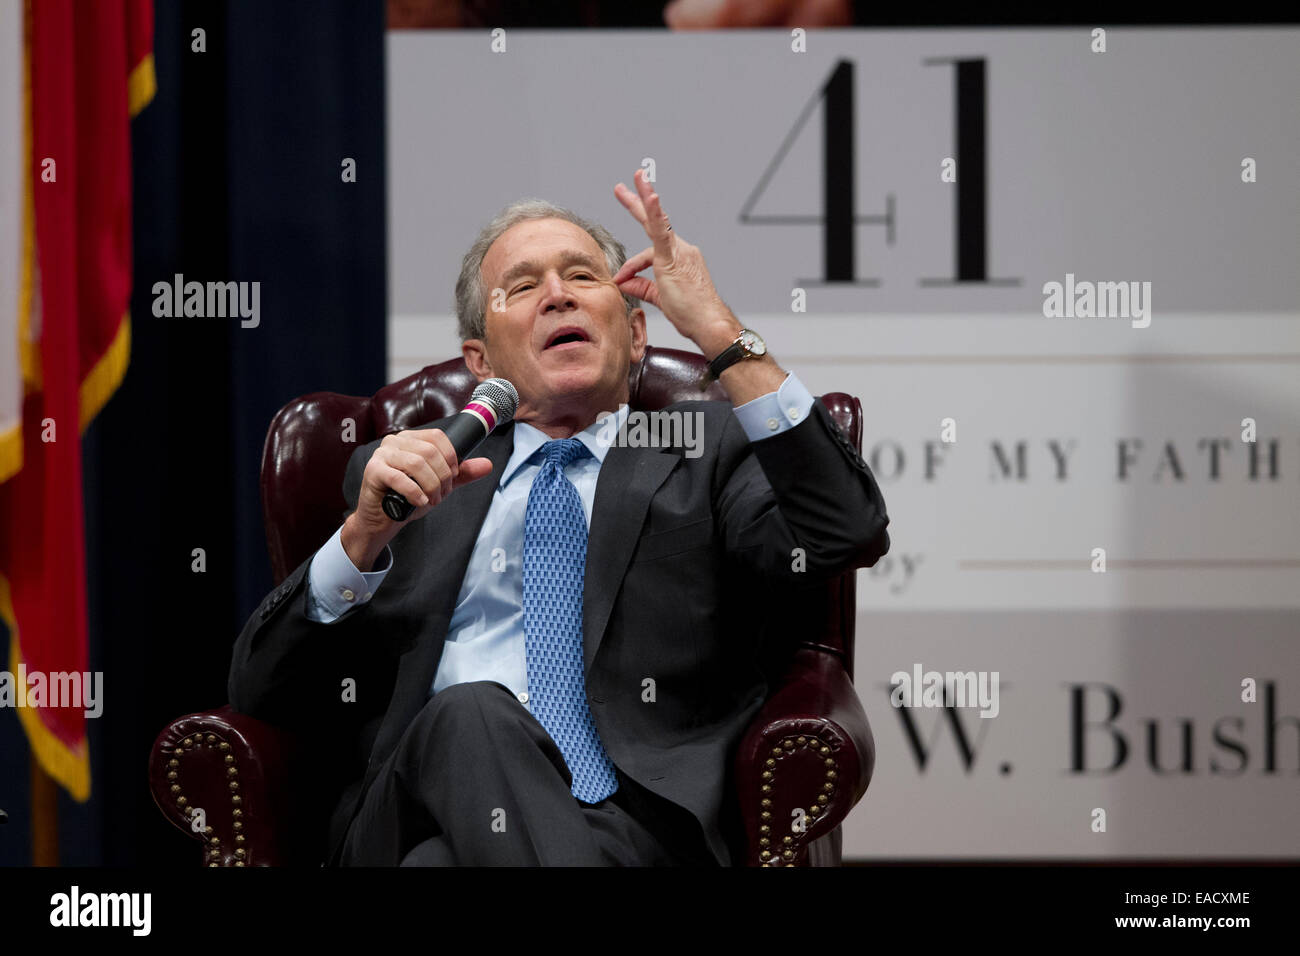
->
<box><xmin>227</xmin><ymin>169</ymin><xmax>890</xmax><ymax>865</ymax></box>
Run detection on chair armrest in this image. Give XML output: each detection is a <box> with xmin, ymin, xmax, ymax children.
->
<box><xmin>734</xmin><ymin>647</ymin><xmax>875</xmax><ymax>866</ymax></box>
<box><xmin>149</xmin><ymin>705</ymin><xmax>301</xmax><ymax>866</ymax></box>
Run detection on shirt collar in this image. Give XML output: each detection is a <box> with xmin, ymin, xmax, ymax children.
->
<box><xmin>499</xmin><ymin>403</ymin><xmax>631</xmax><ymax>489</ymax></box>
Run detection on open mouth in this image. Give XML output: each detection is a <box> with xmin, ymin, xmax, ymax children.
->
<box><xmin>543</xmin><ymin>327</ymin><xmax>590</xmax><ymax>350</ymax></box>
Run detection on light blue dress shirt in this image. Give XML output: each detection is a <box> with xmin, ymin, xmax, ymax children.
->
<box><xmin>305</xmin><ymin>372</ymin><xmax>816</xmax><ymax>713</ymax></box>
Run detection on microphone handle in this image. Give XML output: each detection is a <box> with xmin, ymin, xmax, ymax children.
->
<box><xmin>381</xmin><ymin>411</ymin><xmax>492</xmax><ymax>521</ymax></box>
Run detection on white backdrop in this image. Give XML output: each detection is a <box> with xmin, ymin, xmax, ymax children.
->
<box><xmin>387</xmin><ymin>28</ymin><xmax>1300</xmax><ymax>858</ymax></box>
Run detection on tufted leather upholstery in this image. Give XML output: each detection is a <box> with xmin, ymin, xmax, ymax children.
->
<box><xmin>150</xmin><ymin>346</ymin><xmax>874</xmax><ymax>866</ymax></box>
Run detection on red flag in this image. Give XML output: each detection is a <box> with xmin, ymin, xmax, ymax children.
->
<box><xmin>0</xmin><ymin>0</ymin><xmax>153</xmax><ymax>800</ymax></box>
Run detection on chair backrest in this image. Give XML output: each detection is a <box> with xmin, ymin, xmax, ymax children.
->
<box><xmin>259</xmin><ymin>345</ymin><xmax>864</xmax><ymax>673</ymax></box>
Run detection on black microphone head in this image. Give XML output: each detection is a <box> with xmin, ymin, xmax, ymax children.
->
<box><xmin>470</xmin><ymin>377</ymin><xmax>518</xmax><ymax>424</ymax></box>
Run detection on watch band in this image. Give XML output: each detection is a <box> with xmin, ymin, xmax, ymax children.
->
<box><xmin>706</xmin><ymin>341</ymin><xmax>747</xmax><ymax>380</ymax></box>
<box><xmin>699</xmin><ymin>333</ymin><xmax>751</xmax><ymax>389</ymax></box>
<box><xmin>699</xmin><ymin>328</ymin><xmax>765</xmax><ymax>390</ymax></box>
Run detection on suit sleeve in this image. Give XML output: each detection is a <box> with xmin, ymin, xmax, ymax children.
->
<box><xmin>226</xmin><ymin>436</ymin><xmax>399</xmax><ymax>726</ymax></box>
<box><xmin>712</xmin><ymin>396</ymin><xmax>890</xmax><ymax>584</ymax></box>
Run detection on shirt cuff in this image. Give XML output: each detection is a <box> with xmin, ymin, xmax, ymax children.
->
<box><xmin>732</xmin><ymin>371</ymin><xmax>815</xmax><ymax>442</ymax></box>
<box><xmin>306</xmin><ymin>525</ymin><xmax>393</xmax><ymax>622</ymax></box>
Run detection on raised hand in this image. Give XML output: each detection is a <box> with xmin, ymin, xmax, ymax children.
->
<box><xmin>612</xmin><ymin>169</ymin><xmax>740</xmax><ymax>358</ymax></box>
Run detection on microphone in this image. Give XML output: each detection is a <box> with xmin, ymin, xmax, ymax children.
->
<box><xmin>381</xmin><ymin>377</ymin><xmax>519</xmax><ymax>521</ymax></box>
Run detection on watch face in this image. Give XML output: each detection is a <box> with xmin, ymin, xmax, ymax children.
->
<box><xmin>739</xmin><ymin>329</ymin><xmax>767</xmax><ymax>356</ymax></box>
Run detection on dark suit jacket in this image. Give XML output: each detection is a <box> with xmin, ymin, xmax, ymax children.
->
<box><xmin>227</xmin><ymin>396</ymin><xmax>890</xmax><ymax>865</ymax></box>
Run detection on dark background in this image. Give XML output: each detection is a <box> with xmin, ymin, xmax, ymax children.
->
<box><xmin>0</xmin><ymin>0</ymin><xmax>386</xmax><ymax>866</ymax></box>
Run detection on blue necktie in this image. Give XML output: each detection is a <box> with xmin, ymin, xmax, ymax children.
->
<box><xmin>522</xmin><ymin>438</ymin><xmax>619</xmax><ymax>803</ymax></box>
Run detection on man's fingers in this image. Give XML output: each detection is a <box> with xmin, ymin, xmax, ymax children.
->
<box><xmin>615</xmin><ymin>170</ymin><xmax>675</xmax><ymax>259</ymax></box>
<box><xmin>385</xmin><ymin>448</ymin><xmax>443</xmax><ymax>498</ymax></box>
<box><xmin>613</xmin><ymin>181</ymin><xmax>648</xmax><ymax>227</ymax></box>
<box><xmin>453</xmin><ymin>457</ymin><xmax>494</xmax><ymax>487</ymax></box>
<box><xmin>612</xmin><ymin>246</ymin><xmax>654</xmax><ymax>284</ymax></box>
<box><xmin>632</xmin><ymin>170</ymin><xmax>674</xmax><ymax>257</ymax></box>
<box><xmin>402</xmin><ymin>428</ymin><xmax>457</xmax><ymax>469</ymax></box>
<box><xmin>616</xmin><ymin>275</ymin><xmax>658</xmax><ymax>306</ymax></box>
<box><xmin>377</xmin><ymin>463</ymin><xmax>428</xmax><ymax>508</ymax></box>
<box><xmin>613</xmin><ymin>245</ymin><xmax>661</xmax><ymax>306</ymax></box>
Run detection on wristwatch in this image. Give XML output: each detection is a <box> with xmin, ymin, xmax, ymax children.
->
<box><xmin>699</xmin><ymin>328</ymin><xmax>767</xmax><ymax>389</ymax></box>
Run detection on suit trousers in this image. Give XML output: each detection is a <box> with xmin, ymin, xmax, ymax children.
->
<box><xmin>337</xmin><ymin>680</ymin><xmax>716</xmax><ymax>866</ymax></box>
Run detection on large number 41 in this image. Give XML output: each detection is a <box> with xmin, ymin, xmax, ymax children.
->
<box><xmin>739</xmin><ymin>58</ymin><xmax>1018</xmax><ymax>288</ymax></box>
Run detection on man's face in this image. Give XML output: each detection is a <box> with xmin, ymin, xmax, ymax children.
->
<box><xmin>464</xmin><ymin>217</ymin><xmax>646</xmax><ymax>428</ymax></box>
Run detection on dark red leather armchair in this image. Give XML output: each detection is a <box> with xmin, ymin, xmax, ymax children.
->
<box><xmin>149</xmin><ymin>346</ymin><xmax>874</xmax><ymax>866</ymax></box>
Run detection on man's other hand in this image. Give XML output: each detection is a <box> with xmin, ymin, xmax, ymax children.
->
<box><xmin>612</xmin><ymin>169</ymin><xmax>742</xmax><ymax>360</ymax></box>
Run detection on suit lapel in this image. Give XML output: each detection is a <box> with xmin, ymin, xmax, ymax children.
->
<box><xmin>583</xmin><ymin>442</ymin><xmax>677</xmax><ymax>674</ymax></box>
<box><xmin>366</xmin><ymin>424</ymin><xmax>675</xmax><ymax>769</ymax></box>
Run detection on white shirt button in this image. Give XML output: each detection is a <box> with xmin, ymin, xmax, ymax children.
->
<box><xmin>787</xmin><ymin>406</ymin><xmax>801</xmax><ymax>421</ymax></box>
<box><xmin>767</xmin><ymin>417</ymin><xmax>780</xmax><ymax>431</ymax></box>
<box><xmin>340</xmin><ymin>588</ymin><xmax>355</xmax><ymax>602</ymax></box>
<box><xmin>363</xmin><ymin>592</ymin><xmax>372</xmax><ymax>601</ymax></box>
<box><xmin>517</xmin><ymin>691</ymin><xmax>530</xmax><ymax>704</ymax></box>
